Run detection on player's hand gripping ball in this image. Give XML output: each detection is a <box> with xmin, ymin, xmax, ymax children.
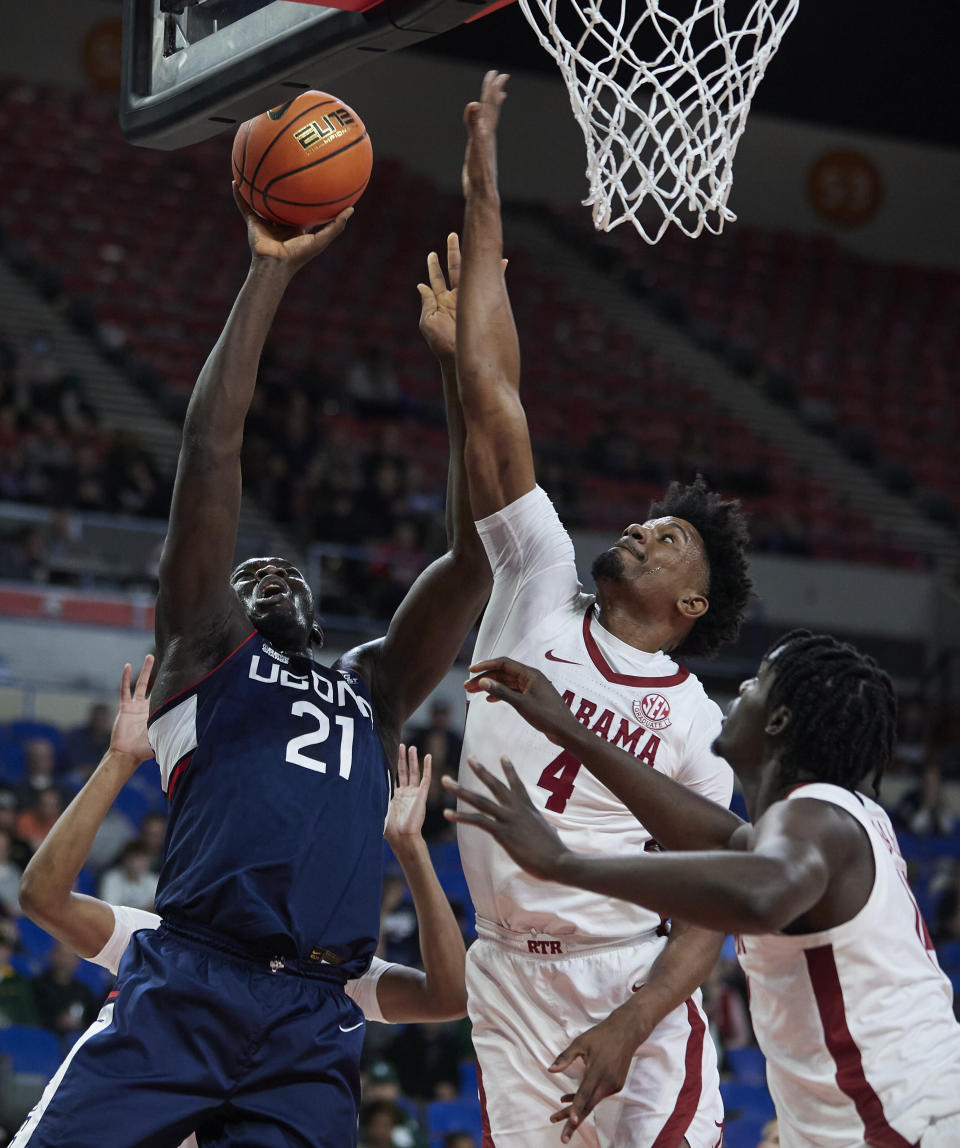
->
<box><xmin>232</xmin><ymin>91</ymin><xmax>372</xmax><ymax>227</ymax></box>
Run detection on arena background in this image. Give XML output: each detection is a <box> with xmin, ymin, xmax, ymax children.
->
<box><xmin>0</xmin><ymin>3</ymin><xmax>958</xmax><ymax>1145</ymax></box>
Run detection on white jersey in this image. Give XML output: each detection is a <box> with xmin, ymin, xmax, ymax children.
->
<box><xmin>459</xmin><ymin>485</ymin><xmax>733</xmax><ymax>939</ymax></box>
<box><xmin>738</xmin><ymin>783</ymin><xmax>960</xmax><ymax>1148</ymax></box>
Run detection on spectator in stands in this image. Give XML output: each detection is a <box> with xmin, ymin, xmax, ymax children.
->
<box><xmin>348</xmin><ymin>345</ymin><xmax>402</xmax><ymax>419</ymax></box>
<box><xmin>15</xmin><ymin>786</ymin><xmax>63</xmax><ymax>851</ymax></box>
<box><xmin>408</xmin><ymin>701</ymin><xmax>461</xmax><ymax>845</ymax></box>
<box><xmin>0</xmin><ymin>525</ymin><xmax>48</xmax><ymax>582</ymax></box>
<box><xmin>702</xmin><ymin>955</ymin><xmax>752</xmax><ymax>1063</ymax></box>
<box><xmin>98</xmin><ymin>839</ymin><xmax>158</xmax><ymax>911</ymax></box>
<box><xmin>444</xmin><ymin>1136</ymin><xmax>477</xmax><ymax>1148</ymax></box>
<box><xmin>895</xmin><ymin>761</ymin><xmax>955</xmax><ymax>838</ymax></box>
<box><xmin>13</xmin><ymin>736</ymin><xmax>57</xmax><ymax>809</ymax></box>
<box><xmin>0</xmin><ymin>827</ymin><xmax>22</xmax><ymax>914</ymax></box>
<box><xmin>358</xmin><ymin>1098</ymin><xmax>423</xmax><ymax>1148</ymax></box>
<box><xmin>582</xmin><ymin>412</ymin><xmax>647</xmax><ymax>481</ymax></box>
<box><xmin>893</xmin><ymin>697</ymin><xmax>931</xmax><ymax>774</ymax></box>
<box><xmin>0</xmin><ymin>917</ymin><xmax>39</xmax><ymax>1026</ymax></box>
<box><xmin>385</xmin><ymin>1020</ymin><xmax>466</xmax><ymax>1102</ymax></box>
<box><xmin>32</xmin><ymin>941</ymin><xmax>101</xmax><ymax>1045</ymax></box>
<box><xmin>756</xmin><ymin>1117</ymin><xmax>780</xmax><ymax>1146</ymax></box>
<box><xmin>64</xmin><ymin>701</ymin><xmax>112</xmax><ymax>782</ymax></box>
<box><xmin>0</xmin><ymin>790</ymin><xmax>31</xmax><ymax>868</ymax></box>
<box><xmin>379</xmin><ymin>871</ymin><xmax>419</xmax><ymax>967</ymax></box>
<box><xmin>934</xmin><ymin>862</ymin><xmax>960</xmax><ymax>944</ymax></box>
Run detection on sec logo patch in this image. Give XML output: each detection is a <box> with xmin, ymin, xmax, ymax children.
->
<box><xmin>633</xmin><ymin>692</ymin><xmax>672</xmax><ymax>731</ymax></box>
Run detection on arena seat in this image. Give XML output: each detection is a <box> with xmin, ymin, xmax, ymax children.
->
<box><xmin>0</xmin><ymin>1025</ymin><xmax>61</xmax><ymax>1077</ymax></box>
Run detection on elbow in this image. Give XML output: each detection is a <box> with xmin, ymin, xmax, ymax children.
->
<box><xmin>430</xmin><ymin>985</ymin><xmax>468</xmax><ymax>1022</ymax></box>
<box><xmin>18</xmin><ymin>867</ymin><xmax>51</xmax><ymax>926</ymax></box>
<box><xmin>737</xmin><ymin>883</ymin><xmax>798</xmax><ymax>934</ymax></box>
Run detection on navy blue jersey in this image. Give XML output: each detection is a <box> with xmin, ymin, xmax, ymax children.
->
<box><xmin>147</xmin><ymin>632</ymin><xmax>389</xmax><ymax>978</ymax></box>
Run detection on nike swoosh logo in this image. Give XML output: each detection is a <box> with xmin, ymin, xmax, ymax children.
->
<box><xmin>339</xmin><ymin>1020</ymin><xmax>364</xmax><ymax>1033</ymax></box>
<box><xmin>631</xmin><ymin>982</ymin><xmax>643</xmax><ymax>993</ymax></box>
<box><xmin>545</xmin><ymin>650</ymin><xmax>581</xmax><ymax>665</ymax></box>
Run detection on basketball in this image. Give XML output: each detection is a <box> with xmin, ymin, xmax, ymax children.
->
<box><xmin>232</xmin><ymin>91</ymin><xmax>372</xmax><ymax>227</ymax></box>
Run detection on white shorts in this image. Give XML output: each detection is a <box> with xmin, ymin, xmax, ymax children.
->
<box><xmin>466</xmin><ymin>921</ymin><xmax>724</xmax><ymax>1148</ymax></box>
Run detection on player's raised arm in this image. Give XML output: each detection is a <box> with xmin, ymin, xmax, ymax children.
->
<box><xmin>154</xmin><ymin>191</ymin><xmax>352</xmax><ymax>665</ymax></box>
<box><xmin>340</xmin><ymin>235</ymin><xmax>491</xmax><ymax>731</ymax></box>
<box><xmin>456</xmin><ymin>71</ymin><xmax>536</xmax><ymax>518</ymax></box>
<box><xmin>372</xmin><ymin>746</ymin><xmax>467</xmax><ymax>1022</ymax></box>
<box><xmin>19</xmin><ymin>657</ymin><xmax>156</xmax><ymax>958</ymax></box>
<box><xmin>465</xmin><ymin>657</ymin><xmax>748</xmax><ymax>850</ymax></box>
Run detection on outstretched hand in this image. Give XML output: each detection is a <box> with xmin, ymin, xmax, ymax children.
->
<box><xmin>417</xmin><ymin>233</ymin><xmax>461</xmax><ymax>364</ymax></box>
<box><xmin>547</xmin><ymin>1002</ymin><xmax>656</xmax><ymax>1143</ymax></box>
<box><xmin>462</xmin><ymin>70</ymin><xmax>509</xmax><ymax>198</ymax></box>
<box><xmin>110</xmin><ymin>654</ymin><xmax>155</xmax><ymax>763</ymax></box>
<box><xmin>233</xmin><ymin>183</ymin><xmax>353</xmax><ymax>274</ymax></box>
<box><xmin>385</xmin><ymin>744</ymin><xmax>432</xmax><ymax>844</ymax></box>
<box><xmin>465</xmin><ymin>657</ymin><xmax>580</xmax><ymax>747</ymax></box>
<box><xmin>443</xmin><ymin>756</ymin><xmax>568</xmax><ymax>880</ymax></box>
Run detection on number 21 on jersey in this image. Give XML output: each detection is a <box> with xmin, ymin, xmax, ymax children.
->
<box><xmin>285</xmin><ymin>701</ymin><xmax>354</xmax><ymax>778</ymax></box>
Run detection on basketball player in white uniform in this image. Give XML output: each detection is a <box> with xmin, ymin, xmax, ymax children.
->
<box><xmin>15</xmin><ymin>657</ymin><xmax>470</xmax><ymax>1148</ymax></box>
<box><xmin>447</xmin><ymin>632</ymin><xmax>960</xmax><ymax>1148</ymax></box>
<box><xmin>454</xmin><ymin>73</ymin><xmax>753</xmax><ymax>1146</ymax></box>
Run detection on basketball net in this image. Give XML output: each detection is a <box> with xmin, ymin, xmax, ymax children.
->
<box><xmin>518</xmin><ymin>0</ymin><xmax>800</xmax><ymax>242</ymax></box>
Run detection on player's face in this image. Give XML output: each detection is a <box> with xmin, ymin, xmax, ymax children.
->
<box><xmin>230</xmin><ymin>557</ymin><xmax>316</xmax><ymax>650</ymax></box>
<box><xmin>713</xmin><ymin>655</ymin><xmax>781</xmax><ymax>770</ymax></box>
<box><xmin>592</xmin><ymin>516</ymin><xmax>708</xmax><ymax>601</ymax></box>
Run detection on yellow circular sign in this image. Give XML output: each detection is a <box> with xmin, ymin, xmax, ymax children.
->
<box><xmin>83</xmin><ymin>18</ymin><xmax>123</xmax><ymax>94</ymax></box>
<box><xmin>807</xmin><ymin>149</ymin><xmax>884</xmax><ymax>227</ymax></box>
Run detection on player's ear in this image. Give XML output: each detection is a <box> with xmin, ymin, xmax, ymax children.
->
<box><xmin>677</xmin><ymin>592</ymin><xmax>708</xmax><ymax>621</ymax></box>
<box><xmin>311</xmin><ymin>619</ymin><xmax>325</xmax><ymax>648</ymax></box>
<box><xmin>765</xmin><ymin>704</ymin><xmax>791</xmax><ymax>737</ymax></box>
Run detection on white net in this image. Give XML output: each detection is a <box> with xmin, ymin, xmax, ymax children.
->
<box><xmin>517</xmin><ymin>0</ymin><xmax>800</xmax><ymax>242</ymax></box>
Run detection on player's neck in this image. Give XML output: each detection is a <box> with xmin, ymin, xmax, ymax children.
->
<box><xmin>594</xmin><ymin>598</ymin><xmax>682</xmax><ymax>655</ymax></box>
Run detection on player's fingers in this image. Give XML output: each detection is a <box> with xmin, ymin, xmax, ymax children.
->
<box><xmin>447</xmin><ymin>232</ymin><xmax>461</xmax><ymax>288</ymax></box>
<box><xmin>119</xmin><ymin>662</ymin><xmax>132</xmax><ymax>700</ymax></box>
<box><xmin>408</xmin><ymin>744</ymin><xmax>420</xmax><ymax>787</ymax></box>
<box><xmin>426</xmin><ymin>250</ymin><xmax>447</xmax><ymax>297</ymax></box>
<box><xmin>467</xmin><ymin>755</ymin><xmax>515</xmax><ymax>802</ymax></box>
<box><xmin>501</xmin><ymin>758</ymin><xmax>531</xmax><ymax>802</ymax></box>
<box><xmin>420</xmin><ymin>753</ymin><xmax>432</xmax><ymax>789</ymax></box>
<box><xmin>549</xmin><ymin>1045</ymin><xmax>580</xmax><ymax>1072</ymax></box>
<box><xmin>416</xmin><ymin>283</ymin><xmax>435</xmax><ymax>312</ymax></box>
<box><xmin>442</xmin><ymin>774</ymin><xmax>502</xmax><ymax>817</ymax></box>
<box><xmin>232</xmin><ymin>181</ymin><xmax>255</xmax><ymax>219</ymax></box>
<box><xmin>134</xmin><ymin>653</ymin><xmax>154</xmax><ymax>699</ymax></box>
<box><xmin>443</xmin><ymin>809</ymin><xmax>498</xmax><ymax>833</ymax></box>
<box><xmin>397</xmin><ymin>743</ymin><xmax>409</xmax><ymax>789</ymax></box>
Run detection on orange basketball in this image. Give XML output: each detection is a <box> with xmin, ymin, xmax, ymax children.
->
<box><xmin>232</xmin><ymin>91</ymin><xmax>372</xmax><ymax>227</ymax></box>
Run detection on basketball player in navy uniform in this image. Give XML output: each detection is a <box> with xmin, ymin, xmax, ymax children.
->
<box><xmin>15</xmin><ymin>197</ymin><xmax>490</xmax><ymax>1146</ymax></box>
<box><xmin>16</xmin><ymin>656</ymin><xmax>470</xmax><ymax>1148</ymax></box>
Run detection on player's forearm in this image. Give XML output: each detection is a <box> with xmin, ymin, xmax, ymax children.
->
<box><xmin>628</xmin><ymin>920</ymin><xmax>724</xmax><ymax>1032</ymax></box>
<box><xmin>440</xmin><ymin>360</ymin><xmax>484</xmax><ymax>568</ymax></box>
<box><xmin>458</xmin><ymin>193</ymin><xmax>521</xmax><ymax>411</ymax></box>
<box><xmin>563</xmin><ymin>724</ymin><xmax>744</xmax><ymax>851</ymax></box>
<box><xmin>182</xmin><ymin>259</ymin><xmax>292</xmax><ymax>452</ymax></box>
<box><xmin>389</xmin><ymin>836</ymin><xmax>467</xmax><ymax>1018</ymax></box>
<box><xmin>20</xmin><ymin>748</ymin><xmax>141</xmax><ymax>915</ymax></box>
<box><xmin>554</xmin><ymin>848</ymin><xmax>796</xmax><ymax>933</ymax></box>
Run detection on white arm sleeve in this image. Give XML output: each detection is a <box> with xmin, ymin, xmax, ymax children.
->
<box><xmin>673</xmin><ymin>700</ymin><xmax>735</xmax><ymax>810</ymax></box>
<box><xmin>88</xmin><ymin>905</ymin><xmax>161</xmax><ymax>976</ymax></box>
<box><xmin>473</xmin><ymin>485</ymin><xmax>583</xmax><ymax>662</ymax></box>
<box><xmin>344</xmin><ymin>956</ymin><xmax>399</xmax><ymax>1023</ymax></box>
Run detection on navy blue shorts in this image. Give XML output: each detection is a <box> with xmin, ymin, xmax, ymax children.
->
<box><xmin>14</xmin><ymin>927</ymin><xmax>366</xmax><ymax>1148</ymax></box>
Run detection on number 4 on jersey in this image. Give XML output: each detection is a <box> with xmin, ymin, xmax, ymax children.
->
<box><xmin>537</xmin><ymin>749</ymin><xmax>582</xmax><ymax>813</ymax></box>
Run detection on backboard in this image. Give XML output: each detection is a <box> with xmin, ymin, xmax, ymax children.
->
<box><xmin>121</xmin><ymin>0</ymin><xmax>510</xmax><ymax>149</ymax></box>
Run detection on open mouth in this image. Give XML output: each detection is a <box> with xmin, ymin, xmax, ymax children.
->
<box><xmin>256</xmin><ymin>576</ymin><xmax>289</xmax><ymax>602</ymax></box>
